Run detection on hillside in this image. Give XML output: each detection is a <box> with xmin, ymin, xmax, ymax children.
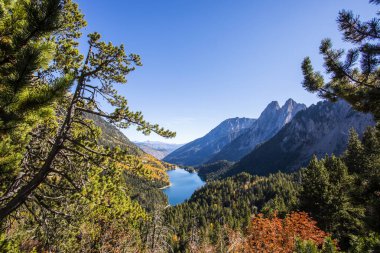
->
<box><xmin>163</xmin><ymin>117</ymin><xmax>256</xmax><ymax>166</ymax></box>
<box><xmin>134</xmin><ymin>141</ymin><xmax>183</xmax><ymax>160</ymax></box>
<box><xmin>195</xmin><ymin>160</ymin><xmax>235</xmax><ymax>181</ymax></box>
<box><xmin>223</xmin><ymin>100</ymin><xmax>375</xmax><ymax>177</ymax></box>
<box><xmin>87</xmin><ymin>113</ymin><xmax>172</xmax><ymax>186</ymax></box>
<box><xmin>165</xmin><ymin>172</ymin><xmax>300</xmax><ymax>250</ymax></box>
<box><xmin>209</xmin><ymin>98</ymin><xmax>306</xmax><ymax>162</ymax></box>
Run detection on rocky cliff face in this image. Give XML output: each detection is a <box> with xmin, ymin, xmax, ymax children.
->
<box><xmin>225</xmin><ymin>100</ymin><xmax>375</xmax><ymax>177</ymax></box>
<box><xmin>209</xmin><ymin>99</ymin><xmax>306</xmax><ymax>162</ymax></box>
<box><xmin>163</xmin><ymin>117</ymin><xmax>256</xmax><ymax>166</ymax></box>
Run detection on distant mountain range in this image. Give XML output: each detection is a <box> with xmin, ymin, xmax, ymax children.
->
<box><xmin>163</xmin><ymin>117</ymin><xmax>256</xmax><ymax>166</ymax></box>
<box><xmin>224</xmin><ymin>99</ymin><xmax>375</xmax><ymax>177</ymax></box>
<box><xmin>164</xmin><ymin>99</ymin><xmax>305</xmax><ymax>166</ymax></box>
<box><xmin>209</xmin><ymin>99</ymin><xmax>306</xmax><ymax>163</ymax></box>
<box><xmin>164</xmin><ymin>99</ymin><xmax>375</xmax><ymax>178</ymax></box>
<box><xmin>134</xmin><ymin>141</ymin><xmax>183</xmax><ymax>160</ymax></box>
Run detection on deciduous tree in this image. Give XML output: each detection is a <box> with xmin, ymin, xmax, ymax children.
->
<box><xmin>243</xmin><ymin>212</ymin><xmax>331</xmax><ymax>253</ymax></box>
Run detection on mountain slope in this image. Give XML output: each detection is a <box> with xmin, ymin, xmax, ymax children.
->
<box><xmin>87</xmin><ymin>113</ymin><xmax>142</xmax><ymax>155</ymax></box>
<box><xmin>209</xmin><ymin>99</ymin><xmax>306</xmax><ymax>162</ymax></box>
<box><xmin>195</xmin><ymin>160</ymin><xmax>235</xmax><ymax>181</ymax></box>
<box><xmin>163</xmin><ymin>117</ymin><xmax>256</xmax><ymax>166</ymax></box>
<box><xmin>134</xmin><ymin>141</ymin><xmax>183</xmax><ymax>160</ymax></box>
<box><xmin>224</xmin><ymin>100</ymin><xmax>375</xmax><ymax>177</ymax></box>
<box><xmin>87</xmin><ymin>113</ymin><xmax>172</xmax><ymax>185</ymax></box>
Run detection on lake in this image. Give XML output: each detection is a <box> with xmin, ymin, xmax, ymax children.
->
<box><xmin>163</xmin><ymin>168</ymin><xmax>205</xmax><ymax>205</ymax></box>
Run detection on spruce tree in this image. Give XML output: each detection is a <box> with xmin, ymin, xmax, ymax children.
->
<box><xmin>360</xmin><ymin>127</ymin><xmax>380</xmax><ymax>232</ymax></box>
<box><xmin>300</xmin><ymin>156</ymin><xmax>331</xmax><ymax>226</ymax></box>
<box><xmin>344</xmin><ymin>129</ymin><xmax>365</xmax><ymax>174</ymax></box>
<box><xmin>300</xmin><ymin>156</ymin><xmax>364</xmax><ymax>249</ymax></box>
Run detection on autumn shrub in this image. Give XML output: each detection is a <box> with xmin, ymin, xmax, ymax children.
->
<box><xmin>243</xmin><ymin>212</ymin><xmax>332</xmax><ymax>253</ymax></box>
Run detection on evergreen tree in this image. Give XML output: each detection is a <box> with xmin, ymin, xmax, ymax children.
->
<box><xmin>294</xmin><ymin>238</ymin><xmax>339</xmax><ymax>253</ymax></box>
<box><xmin>301</xmin><ymin>0</ymin><xmax>380</xmax><ymax>121</ymax></box>
<box><xmin>344</xmin><ymin>129</ymin><xmax>365</xmax><ymax>174</ymax></box>
<box><xmin>300</xmin><ymin>2</ymin><xmax>380</xmax><ymax>249</ymax></box>
<box><xmin>0</xmin><ymin>0</ymin><xmax>85</xmax><ymax>193</ymax></box>
<box><xmin>0</xmin><ymin>1</ymin><xmax>176</xmax><ymax>250</ymax></box>
<box><xmin>299</xmin><ymin>156</ymin><xmax>331</xmax><ymax>226</ymax></box>
<box><xmin>349</xmin><ymin>232</ymin><xmax>380</xmax><ymax>253</ymax></box>
<box><xmin>300</xmin><ymin>156</ymin><xmax>364</xmax><ymax>249</ymax></box>
<box><xmin>0</xmin><ymin>0</ymin><xmax>175</xmax><ymax>223</ymax></box>
<box><xmin>359</xmin><ymin>127</ymin><xmax>380</xmax><ymax>232</ymax></box>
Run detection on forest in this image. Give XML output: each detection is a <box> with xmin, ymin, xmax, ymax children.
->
<box><xmin>0</xmin><ymin>0</ymin><xmax>379</xmax><ymax>252</ymax></box>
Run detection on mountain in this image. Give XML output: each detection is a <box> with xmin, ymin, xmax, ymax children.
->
<box><xmin>223</xmin><ymin>100</ymin><xmax>375</xmax><ymax>177</ymax></box>
<box><xmin>208</xmin><ymin>99</ymin><xmax>306</xmax><ymax>162</ymax></box>
<box><xmin>195</xmin><ymin>160</ymin><xmax>235</xmax><ymax>181</ymax></box>
<box><xmin>87</xmin><ymin>113</ymin><xmax>172</xmax><ymax>186</ymax></box>
<box><xmin>163</xmin><ymin>117</ymin><xmax>256</xmax><ymax>166</ymax></box>
<box><xmin>86</xmin><ymin>113</ymin><xmax>142</xmax><ymax>155</ymax></box>
<box><xmin>164</xmin><ymin>99</ymin><xmax>306</xmax><ymax>166</ymax></box>
<box><xmin>134</xmin><ymin>141</ymin><xmax>183</xmax><ymax>160</ymax></box>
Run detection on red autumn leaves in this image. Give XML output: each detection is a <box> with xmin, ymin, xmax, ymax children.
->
<box><xmin>243</xmin><ymin>212</ymin><xmax>331</xmax><ymax>253</ymax></box>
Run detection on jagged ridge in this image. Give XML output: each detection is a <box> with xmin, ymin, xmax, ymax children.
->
<box><xmin>209</xmin><ymin>98</ymin><xmax>306</xmax><ymax>162</ymax></box>
<box><xmin>223</xmin><ymin>100</ymin><xmax>375</xmax><ymax>177</ymax></box>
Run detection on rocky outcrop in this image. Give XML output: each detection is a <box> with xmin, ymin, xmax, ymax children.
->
<box><xmin>225</xmin><ymin>100</ymin><xmax>375</xmax><ymax>177</ymax></box>
<box><xmin>209</xmin><ymin>99</ymin><xmax>306</xmax><ymax>162</ymax></box>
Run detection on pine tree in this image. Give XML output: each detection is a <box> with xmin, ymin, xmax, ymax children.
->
<box><xmin>0</xmin><ymin>0</ymin><xmax>85</xmax><ymax>193</ymax></box>
<box><xmin>0</xmin><ymin>1</ymin><xmax>177</xmax><ymax>250</ymax></box>
<box><xmin>0</xmin><ymin>1</ymin><xmax>175</xmax><ymax>223</ymax></box>
<box><xmin>301</xmin><ymin>0</ymin><xmax>380</xmax><ymax>121</ymax></box>
<box><xmin>300</xmin><ymin>2</ymin><xmax>380</xmax><ymax>249</ymax></box>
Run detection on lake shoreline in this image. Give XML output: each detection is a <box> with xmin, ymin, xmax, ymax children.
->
<box><xmin>162</xmin><ymin>168</ymin><xmax>205</xmax><ymax>205</ymax></box>
<box><xmin>159</xmin><ymin>183</ymin><xmax>172</xmax><ymax>190</ymax></box>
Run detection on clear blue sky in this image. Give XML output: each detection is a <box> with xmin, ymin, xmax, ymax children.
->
<box><xmin>76</xmin><ymin>0</ymin><xmax>377</xmax><ymax>144</ymax></box>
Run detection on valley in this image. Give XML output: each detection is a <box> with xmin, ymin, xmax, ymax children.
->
<box><xmin>1</xmin><ymin>1</ymin><xmax>379</xmax><ymax>252</ymax></box>
<box><xmin>134</xmin><ymin>141</ymin><xmax>183</xmax><ymax>160</ymax></box>
<box><xmin>163</xmin><ymin>168</ymin><xmax>205</xmax><ymax>205</ymax></box>
<box><xmin>164</xmin><ymin>99</ymin><xmax>374</xmax><ymax>180</ymax></box>
<box><xmin>158</xmin><ymin>98</ymin><xmax>378</xmax><ymax>252</ymax></box>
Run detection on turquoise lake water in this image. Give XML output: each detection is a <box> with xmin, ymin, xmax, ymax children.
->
<box><xmin>163</xmin><ymin>168</ymin><xmax>205</xmax><ymax>205</ymax></box>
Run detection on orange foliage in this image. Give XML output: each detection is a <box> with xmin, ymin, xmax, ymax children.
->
<box><xmin>116</xmin><ymin>153</ymin><xmax>170</xmax><ymax>184</ymax></box>
<box><xmin>244</xmin><ymin>212</ymin><xmax>329</xmax><ymax>253</ymax></box>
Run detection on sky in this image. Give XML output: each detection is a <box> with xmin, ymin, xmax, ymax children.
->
<box><xmin>76</xmin><ymin>0</ymin><xmax>377</xmax><ymax>144</ymax></box>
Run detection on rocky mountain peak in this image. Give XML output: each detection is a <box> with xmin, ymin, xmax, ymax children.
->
<box><xmin>284</xmin><ymin>98</ymin><xmax>296</xmax><ymax>106</ymax></box>
<box><xmin>165</xmin><ymin>99</ymin><xmax>308</xmax><ymax>166</ymax></box>
<box><xmin>261</xmin><ymin>101</ymin><xmax>280</xmax><ymax>115</ymax></box>
<box><xmin>208</xmin><ymin>99</ymin><xmax>306</xmax><ymax>163</ymax></box>
<box><xmin>225</xmin><ymin>100</ymin><xmax>375</xmax><ymax>177</ymax></box>
<box><xmin>280</xmin><ymin>99</ymin><xmax>307</xmax><ymax>123</ymax></box>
